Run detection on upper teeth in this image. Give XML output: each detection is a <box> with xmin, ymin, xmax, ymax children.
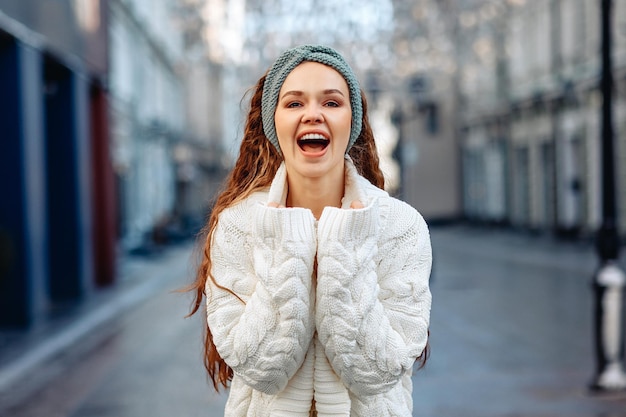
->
<box><xmin>300</xmin><ymin>133</ymin><xmax>327</xmax><ymax>140</ymax></box>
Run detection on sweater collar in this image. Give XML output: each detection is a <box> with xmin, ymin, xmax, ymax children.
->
<box><xmin>267</xmin><ymin>156</ymin><xmax>375</xmax><ymax>208</ymax></box>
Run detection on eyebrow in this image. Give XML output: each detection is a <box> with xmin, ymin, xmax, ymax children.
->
<box><xmin>280</xmin><ymin>89</ymin><xmax>346</xmax><ymax>100</ymax></box>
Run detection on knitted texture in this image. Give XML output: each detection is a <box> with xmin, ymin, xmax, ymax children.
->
<box><xmin>261</xmin><ymin>45</ymin><xmax>363</xmax><ymax>155</ymax></box>
<box><xmin>206</xmin><ymin>159</ymin><xmax>432</xmax><ymax>416</ymax></box>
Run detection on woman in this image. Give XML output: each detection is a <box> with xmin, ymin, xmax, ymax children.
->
<box><xmin>188</xmin><ymin>45</ymin><xmax>432</xmax><ymax>416</ymax></box>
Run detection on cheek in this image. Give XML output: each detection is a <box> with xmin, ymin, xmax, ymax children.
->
<box><xmin>274</xmin><ymin>115</ymin><xmax>287</xmax><ymax>140</ymax></box>
<box><xmin>338</xmin><ymin>113</ymin><xmax>353</xmax><ymax>138</ymax></box>
<box><xmin>275</xmin><ymin>121</ymin><xmax>293</xmax><ymax>152</ymax></box>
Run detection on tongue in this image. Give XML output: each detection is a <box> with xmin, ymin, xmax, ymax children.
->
<box><xmin>301</xmin><ymin>142</ymin><xmax>325</xmax><ymax>152</ymax></box>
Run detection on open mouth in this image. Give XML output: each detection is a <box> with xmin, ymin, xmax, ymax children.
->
<box><xmin>297</xmin><ymin>133</ymin><xmax>330</xmax><ymax>152</ymax></box>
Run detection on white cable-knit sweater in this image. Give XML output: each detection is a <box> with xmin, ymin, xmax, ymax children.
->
<box><xmin>206</xmin><ymin>158</ymin><xmax>432</xmax><ymax>417</ymax></box>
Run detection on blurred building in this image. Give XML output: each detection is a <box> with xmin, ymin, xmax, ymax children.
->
<box><xmin>108</xmin><ymin>0</ymin><xmax>188</xmax><ymax>252</ymax></box>
<box><xmin>389</xmin><ymin>71</ymin><xmax>463</xmax><ymax>223</ymax></box>
<box><xmin>457</xmin><ymin>0</ymin><xmax>626</xmax><ymax>239</ymax></box>
<box><xmin>109</xmin><ymin>0</ymin><xmax>239</xmax><ymax>254</ymax></box>
<box><xmin>388</xmin><ymin>1</ymin><xmax>463</xmax><ymax>222</ymax></box>
<box><xmin>0</xmin><ymin>0</ymin><xmax>226</xmax><ymax>329</ymax></box>
<box><xmin>0</xmin><ymin>0</ymin><xmax>113</xmax><ymax>327</ymax></box>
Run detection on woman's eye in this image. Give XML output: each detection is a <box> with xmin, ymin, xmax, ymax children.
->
<box><xmin>325</xmin><ymin>101</ymin><xmax>339</xmax><ymax>107</ymax></box>
<box><xmin>286</xmin><ymin>102</ymin><xmax>302</xmax><ymax>108</ymax></box>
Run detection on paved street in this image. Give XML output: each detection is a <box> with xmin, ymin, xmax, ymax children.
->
<box><xmin>0</xmin><ymin>243</ymin><xmax>228</xmax><ymax>417</ymax></box>
<box><xmin>417</xmin><ymin>225</ymin><xmax>626</xmax><ymax>417</ymax></box>
<box><xmin>1</xmin><ymin>225</ymin><xmax>626</xmax><ymax>416</ymax></box>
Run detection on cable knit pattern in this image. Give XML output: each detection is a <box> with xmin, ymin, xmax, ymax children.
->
<box><xmin>206</xmin><ymin>158</ymin><xmax>432</xmax><ymax>417</ymax></box>
<box><xmin>207</xmin><ymin>198</ymin><xmax>317</xmax><ymax>397</ymax></box>
<box><xmin>318</xmin><ymin>196</ymin><xmax>431</xmax><ymax>416</ymax></box>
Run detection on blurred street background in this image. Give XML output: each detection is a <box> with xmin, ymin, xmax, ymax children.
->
<box><xmin>1</xmin><ymin>0</ymin><xmax>626</xmax><ymax>416</ymax></box>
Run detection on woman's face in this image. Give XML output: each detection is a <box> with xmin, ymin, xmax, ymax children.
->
<box><xmin>274</xmin><ymin>61</ymin><xmax>352</xmax><ymax>182</ymax></box>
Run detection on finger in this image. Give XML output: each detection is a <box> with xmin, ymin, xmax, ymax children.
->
<box><xmin>350</xmin><ymin>200</ymin><xmax>364</xmax><ymax>209</ymax></box>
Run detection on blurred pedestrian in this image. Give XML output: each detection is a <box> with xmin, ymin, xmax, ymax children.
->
<box><xmin>188</xmin><ymin>44</ymin><xmax>432</xmax><ymax>416</ymax></box>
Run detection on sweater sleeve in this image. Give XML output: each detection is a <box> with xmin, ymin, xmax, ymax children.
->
<box><xmin>315</xmin><ymin>198</ymin><xmax>432</xmax><ymax>396</ymax></box>
<box><xmin>206</xmin><ymin>201</ymin><xmax>317</xmax><ymax>394</ymax></box>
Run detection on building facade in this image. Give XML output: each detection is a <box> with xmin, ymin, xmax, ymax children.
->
<box><xmin>109</xmin><ymin>0</ymin><xmax>234</xmax><ymax>251</ymax></box>
<box><xmin>0</xmin><ymin>0</ymin><xmax>223</xmax><ymax>328</ymax></box>
<box><xmin>458</xmin><ymin>0</ymin><xmax>626</xmax><ymax>238</ymax></box>
<box><xmin>0</xmin><ymin>0</ymin><xmax>113</xmax><ymax>327</ymax></box>
<box><xmin>109</xmin><ymin>0</ymin><xmax>187</xmax><ymax>251</ymax></box>
<box><xmin>387</xmin><ymin>0</ymin><xmax>463</xmax><ymax>222</ymax></box>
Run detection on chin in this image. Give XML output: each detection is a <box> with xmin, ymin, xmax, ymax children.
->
<box><xmin>301</xmin><ymin>159</ymin><xmax>344</xmax><ymax>179</ymax></box>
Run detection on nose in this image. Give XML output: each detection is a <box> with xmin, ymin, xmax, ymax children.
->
<box><xmin>302</xmin><ymin>103</ymin><xmax>324</xmax><ymax>123</ymax></box>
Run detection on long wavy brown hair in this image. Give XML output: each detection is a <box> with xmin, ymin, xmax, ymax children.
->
<box><xmin>187</xmin><ymin>70</ymin><xmax>428</xmax><ymax>392</ymax></box>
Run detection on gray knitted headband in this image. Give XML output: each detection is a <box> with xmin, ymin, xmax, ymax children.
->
<box><xmin>261</xmin><ymin>45</ymin><xmax>363</xmax><ymax>155</ymax></box>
